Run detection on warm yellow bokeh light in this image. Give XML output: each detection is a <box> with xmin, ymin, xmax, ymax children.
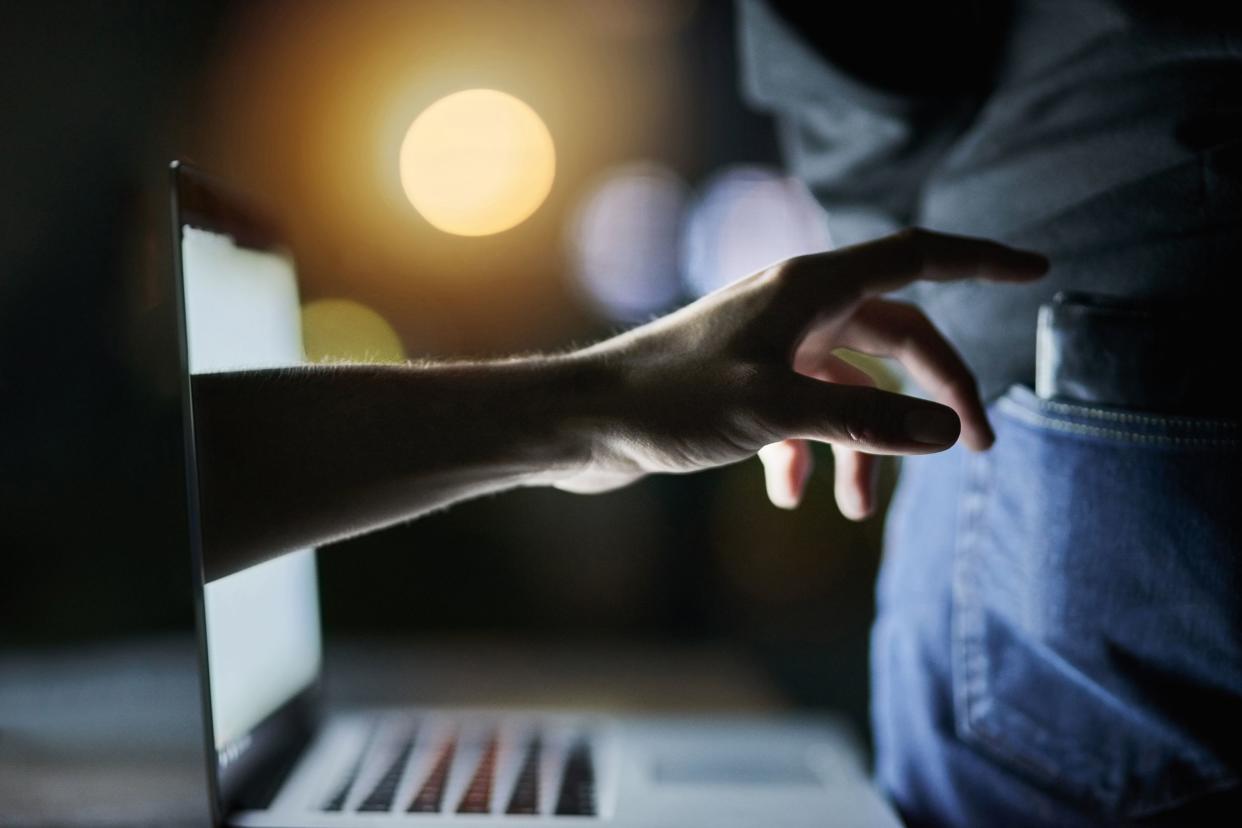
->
<box><xmin>301</xmin><ymin>299</ymin><xmax>406</xmax><ymax>363</ymax></box>
<box><xmin>399</xmin><ymin>89</ymin><xmax>556</xmax><ymax>236</ymax></box>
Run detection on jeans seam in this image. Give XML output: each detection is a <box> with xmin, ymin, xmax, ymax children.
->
<box><xmin>1032</xmin><ymin>398</ymin><xmax>1239</xmax><ymax>429</ymax></box>
<box><xmin>997</xmin><ymin>397</ymin><xmax>1241</xmax><ymax>447</ymax></box>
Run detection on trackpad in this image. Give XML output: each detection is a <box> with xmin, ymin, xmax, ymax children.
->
<box><xmin>652</xmin><ymin>752</ymin><xmax>823</xmax><ymax>787</ymax></box>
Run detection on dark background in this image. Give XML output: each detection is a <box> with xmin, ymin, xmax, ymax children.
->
<box><xmin>1</xmin><ymin>0</ymin><xmax>893</xmax><ymax>736</ymax></box>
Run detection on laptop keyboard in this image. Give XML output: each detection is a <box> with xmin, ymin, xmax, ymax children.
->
<box><xmin>455</xmin><ymin>731</ymin><xmax>499</xmax><ymax>814</ymax></box>
<box><xmin>408</xmin><ymin>730</ymin><xmax>455</xmax><ymax>813</ymax></box>
<box><xmin>357</xmin><ymin>727</ymin><xmax>418</xmax><ymax>811</ymax></box>
<box><xmin>321</xmin><ymin>725</ymin><xmax>376</xmax><ymax>812</ymax></box>
<box><xmin>318</xmin><ymin>718</ymin><xmax>597</xmax><ymax>818</ymax></box>
<box><xmin>505</xmin><ymin>736</ymin><xmax>541</xmax><ymax>815</ymax></box>
<box><xmin>554</xmin><ymin>739</ymin><xmax>596</xmax><ymax>817</ymax></box>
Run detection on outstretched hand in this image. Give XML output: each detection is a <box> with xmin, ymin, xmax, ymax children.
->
<box><xmin>193</xmin><ymin>227</ymin><xmax>1047</xmax><ymax>580</ymax></box>
<box><xmin>556</xmin><ymin>228</ymin><xmax>1048</xmax><ymax>517</ymax></box>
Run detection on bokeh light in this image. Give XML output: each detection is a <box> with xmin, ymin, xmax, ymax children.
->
<box><xmin>399</xmin><ymin>88</ymin><xmax>556</xmax><ymax>236</ymax></box>
<box><xmin>301</xmin><ymin>299</ymin><xmax>406</xmax><ymax>363</ymax></box>
<box><xmin>567</xmin><ymin>162</ymin><xmax>688</xmax><ymax>322</ymax></box>
<box><xmin>199</xmin><ymin>1</ymin><xmax>695</xmax><ymax>349</ymax></box>
<box><xmin>681</xmin><ymin>165</ymin><xmax>832</xmax><ymax>297</ymax></box>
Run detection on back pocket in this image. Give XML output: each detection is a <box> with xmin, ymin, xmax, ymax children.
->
<box><xmin>952</xmin><ymin>385</ymin><xmax>1242</xmax><ymax>818</ymax></box>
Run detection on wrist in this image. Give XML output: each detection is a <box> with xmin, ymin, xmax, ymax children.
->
<box><xmin>534</xmin><ymin>348</ymin><xmax>639</xmax><ymax>482</ymax></box>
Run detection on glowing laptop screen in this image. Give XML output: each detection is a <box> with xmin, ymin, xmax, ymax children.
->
<box><xmin>181</xmin><ymin>225</ymin><xmax>322</xmax><ymax>755</ymax></box>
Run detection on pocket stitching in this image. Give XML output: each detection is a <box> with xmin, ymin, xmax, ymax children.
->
<box><xmin>997</xmin><ymin>396</ymin><xmax>1240</xmax><ymax>447</ymax></box>
<box><xmin>1030</xmin><ymin>397</ymin><xmax>1240</xmax><ymax>429</ymax></box>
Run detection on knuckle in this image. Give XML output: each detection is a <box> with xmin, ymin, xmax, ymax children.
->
<box><xmin>770</xmin><ymin>254</ymin><xmax>809</xmax><ymax>285</ymax></box>
<box><xmin>895</xmin><ymin>299</ymin><xmax>930</xmax><ymax>327</ymax></box>
<box><xmin>836</xmin><ymin>389</ymin><xmax>881</xmax><ymax>446</ymax></box>
<box><xmin>755</xmin><ymin>256</ymin><xmax>824</xmax><ymax>322</ymax></box>
<box><xmin>894</xmin><ymin>331</ymin><xmax>921</xmax><ymax>361</ymax></box>
<box><xmin>842</xmin><ymin>419</ymin><xmax>872</xmax><ymax>446</ymax></box>
<box><xmin>894</xmin><ymin>227</ymin><xmax>930</xmax><ymax>275</ymax></box>
<box><xmin>895</xmin><ymin>225</ymin><xmax>926</xmax><ymax>244</ymax></box>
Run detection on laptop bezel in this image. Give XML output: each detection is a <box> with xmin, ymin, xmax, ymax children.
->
<box><xmin>170</xmin><ymin>160</ymin><xmax>322</xmax><ymax>824</ymax></box>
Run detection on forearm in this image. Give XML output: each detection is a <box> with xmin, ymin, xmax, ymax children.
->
<box><xmin>192</xmin><ymin>231</ymin><xmax>1046</xmax><ymax>580</ymax></box>
<box><xmin>193</xmin><ymin>354</ymin><xmax>614</xmax><ymax>580</ymax></box>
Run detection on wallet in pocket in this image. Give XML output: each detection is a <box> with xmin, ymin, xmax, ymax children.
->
<box><xmin>1035</xmin><ymin>291</ymin><xmax>1236</xmax><ymax>416</ymax></box>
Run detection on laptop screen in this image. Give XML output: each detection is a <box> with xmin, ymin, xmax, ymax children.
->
<box><xmin>179</xmin><ymin>222</ymin><xmax>323</xmax><ymax>764</ymax></box>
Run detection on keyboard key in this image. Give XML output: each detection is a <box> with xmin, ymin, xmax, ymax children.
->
<box><xmin>322</xmin><ymin>725</ymin><xmax>377</xmax><ymax>812</ymax></box>
<box><xmin>456</xmin><ymin>732</ymin><xmax>499</xmax><ymax>814</ymax></box>
<box><xmin>505</xmin><ymin>736</ymin><xmax>542</xmax><ymax>815</ymax></box>
<box><xmin>357</xmin><ymin>728</ymin><xmax>417</xmax><ymax>812</ymax></box>
<box><xmin>554</xmin><ymin>738</ymin><xmax>596</xmax><ymax>817</ymax></box>
<box><xmin>408</xmin><ymin>733</ymin><xmax>457</xmax><ymax>813</ymax></box>
<box><xmin>322</xmin><ymin>785</ymin><xmax>350</xmax><ymax>812</ymax></box>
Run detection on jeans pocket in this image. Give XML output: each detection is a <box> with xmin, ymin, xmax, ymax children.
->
<box><xmin>951</xmin><ymin>385</ymin><xmax>1242</xmax><ymax>818</ymax></box>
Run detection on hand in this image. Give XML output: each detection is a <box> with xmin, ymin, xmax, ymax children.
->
<box><xmin>555</xmin><ymin>228</ymin><xmax>1047</xmax><ymax>515</ymax></box>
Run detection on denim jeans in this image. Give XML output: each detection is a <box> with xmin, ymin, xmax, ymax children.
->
<box><xmin>871</xmin><ymin>385</ymin><xmax>1242</xmax><ymax>826</ymax></box>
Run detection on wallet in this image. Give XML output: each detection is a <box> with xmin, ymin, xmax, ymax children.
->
<box><xmin>1035</xmin><ymin>291</ymin><xmax>1236</xmax><ymax>416</ymax></box>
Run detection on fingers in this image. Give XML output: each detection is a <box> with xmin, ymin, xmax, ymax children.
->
<box><xmin>759</xmin><ymin>438</ymin><xmax>879</xmax><ymax>519</ymax></box>
<box><xmin>837</xmin><ymin>299</ymin><xmax>995</xmax><ymax>451</ymax></box>
<box><xmin>759</xmin><ymin>352</ymin><xmax>878</xmax><ymax>512</ymax></box>
<box><xmin>832</xmin><ymin>444</ymin><xmax>878</xmax><ymax>520</ymax></box>
<box><xmin>758</xmin><ymin>439</ymin><xmax>814</xmax><ymax>509</ymax></box>
<box><xmin>773</xmin><ymin>376</ymin><xmax>961</xmax><ymax>455</ymax></box>
<box><xmin>787</xmin><ymin>351</ymin><xmax>881</xmax><ymax>516</ymax></box>
<box><xmin>781</xmin><ymin>228</ymin><xmax>1048</xmax><ymax>310</ymax></box>
<box><xmin>847</xmin><ymin>227</ymin><xmax>1049</xmax><ymax>295</ymax></box>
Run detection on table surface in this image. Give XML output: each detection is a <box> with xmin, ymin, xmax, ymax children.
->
<box><xmin>0</xmin><ymin>635</ymin><xmax>789</xmax><ymax>827</ymax></box>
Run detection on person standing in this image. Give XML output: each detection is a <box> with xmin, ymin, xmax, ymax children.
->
<box><xmin>737</xmin><ymin>1</ymin><xmax>1242</xmax><ymax>824</ymax></box>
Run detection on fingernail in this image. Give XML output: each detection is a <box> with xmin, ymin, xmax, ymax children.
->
<box><xmin>905</xmin><ymin>407</ymin><xmax>960</xmax><ymax>446</ymax></box>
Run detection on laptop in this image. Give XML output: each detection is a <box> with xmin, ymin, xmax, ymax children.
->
<box><xmin>168</xmin><ymin>161</ymin><xmax>900</xmax><ymax>827</ymax></box>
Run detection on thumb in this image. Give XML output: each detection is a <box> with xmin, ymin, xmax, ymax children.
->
<box><xmin>775</xmin><ymin>374</ymin><xmax>962</xmax><ymax>455</ymax></box>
